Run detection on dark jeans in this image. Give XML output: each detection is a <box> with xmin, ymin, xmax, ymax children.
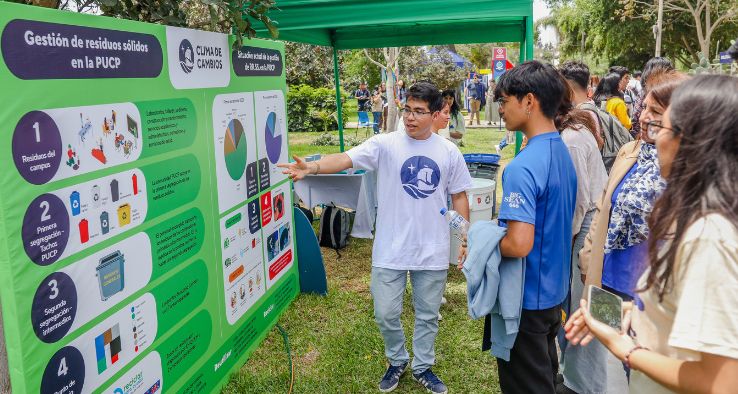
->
<box><xmin>497</xmin><ymin>306</ymin><xmax>561</xmax><ymax>394</ymax></box>
<box><xmin>372</xmin><ymin>111</ymin><xmax>382</xmax><ymax>133</ymax></box>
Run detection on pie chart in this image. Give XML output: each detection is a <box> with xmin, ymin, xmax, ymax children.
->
<box><xmin>224</xmin><ymin>119</ymin><xmax>247</xmax><ymax>180</ymax></box>
<box><xmin>264</xmin><ymin>112</ymin><xmax>282</xmax><ymax>164</ymax></box>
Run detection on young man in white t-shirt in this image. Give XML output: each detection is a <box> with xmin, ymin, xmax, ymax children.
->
<box><xmin>279</xmin><ymin>82</ymin><xmax>472</xmax><ymax>394</ymax></box>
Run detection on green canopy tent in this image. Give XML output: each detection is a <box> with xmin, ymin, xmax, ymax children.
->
<box><xmin>251</xmin><ymin>0</ymin><xmax>534</xmax><ymax>152</ymax></box>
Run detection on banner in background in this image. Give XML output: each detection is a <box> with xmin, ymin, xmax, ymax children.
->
<box><xmin>0</xmin><ymin>3</ymin><xmax>298</xmax><ymax>393</ymax></box>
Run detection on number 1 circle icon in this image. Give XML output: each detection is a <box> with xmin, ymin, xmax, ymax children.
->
<box><xmin>12</xmin><ymin>111</ymin><xmax>63</xmax><ymax>185</ymax></box>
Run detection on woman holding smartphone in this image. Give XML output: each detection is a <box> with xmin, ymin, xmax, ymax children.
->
<box><xmin>565</xmin><ymin>74</ymin><xmax>738</xmax><ymax>393</ymax></box>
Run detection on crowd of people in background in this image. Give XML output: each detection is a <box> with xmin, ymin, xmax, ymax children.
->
<box><xmin>295</xmin><ymin>45</ymin><xmax>738</xmax><ymax>394</ymax></box>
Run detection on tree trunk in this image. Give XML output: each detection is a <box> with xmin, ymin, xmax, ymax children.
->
<box><xmin>385</xmin><ymin>48</ymin><xmax>400</xmax><ymax>133</ymax></box>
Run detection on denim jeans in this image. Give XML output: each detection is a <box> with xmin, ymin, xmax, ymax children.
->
<box><xmin>372</xmin><ymin>111</ymin><xmax>382</xmax><ymax>133</ymax></box>
<box><xmin>370</xmin><ymin>267</ymin><xmax>448</xmax><ymax>373</ymax></box>
<box><xmin>560</xmin><ymin>209</ymin><xmax>610</xmax><ymax>393</ymax></box>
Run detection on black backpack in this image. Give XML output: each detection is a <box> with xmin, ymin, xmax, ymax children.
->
<box><xmin>318</xmin><ymin>204</ymin><xmax>350</xmax><ymax>256</ymax></box>
<box><xmin>579</xmin><ymin>102</ymin><xmax>634</xmax><ymax>173</ymax></box>
<box><xmin>294</xmin><ymin>203</ymin><xmax>313</xmax><ymax>223</ymax></box>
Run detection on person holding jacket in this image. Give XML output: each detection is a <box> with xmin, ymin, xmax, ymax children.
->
<box><xmin>489</xmin><ymin>61</ymin><xmax>577</xmax><ymax>394</ymax></box>
<box><xmin>566</xmin><ymin>74</ymin><xmax>738</xmax><ymax>394</ymax></box>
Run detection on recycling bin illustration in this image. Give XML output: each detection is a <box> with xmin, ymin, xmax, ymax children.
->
<box><xmin>70</xmin><ymin>191</ymin><xmax>81</xmax><ymax>216</ymax></box>
<box><xmin>92</xmin><ymin>185</ymin><xmax>101</xmax><ymax>208</ymax></box>
<box><xmin>96</xmin><ymin>250</ymin><xmax>125</xmax><ymax>301</ymax></box>
<box><xmin>117</xmin><ymin>204</ymin><xmax>131</xmax><ymax>227</ymax></box>
<box><xmin>100</xmin><ymin>211</ymin><xmax>110</xmax><ymax>235</ymax></box>
<box><xmin>79</xmin><ymin>219</ymin><xmax>89</xmax><ymax>243</ymax></box>
<box><xmin>110</xmin><ymin>179</ymin><xmax>119</xmax><ymax>202</ymax></box>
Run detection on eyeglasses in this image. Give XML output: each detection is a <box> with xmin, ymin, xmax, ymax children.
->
<box><xmin>646</xmin><ymin>120</ymin><xmax>678</xmax><ymax>140</ymax></box>
<box><xmin>401</xmin><ymin>108</ymin><xmax>433</xmax><ymax>118</ymax></box>
<box><xmin>495</xmin><ymin>97</ymin><xmax>509</xmax><ymax>105</ymax></box>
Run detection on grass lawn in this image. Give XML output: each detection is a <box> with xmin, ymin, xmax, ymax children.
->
<box><xmin>223</xmin><ymin>128</ymin><xmax>515</xmax><ymax>393</ymax></box>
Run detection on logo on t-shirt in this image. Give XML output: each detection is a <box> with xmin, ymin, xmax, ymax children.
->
<box><xmin>504</xmin><ymin>192</ymin><xmax>526</xmax><ymax>208</ymax></box>
<box><xmin>400</xmin><ymin>156</ymin><xmax>440</xmax><ymax>199</ymax></box>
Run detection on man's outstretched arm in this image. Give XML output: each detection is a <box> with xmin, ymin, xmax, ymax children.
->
<box><xmin>277</xmin><ymin>153</ymin><xmax>353</xmax><ymax>182</ymax></box>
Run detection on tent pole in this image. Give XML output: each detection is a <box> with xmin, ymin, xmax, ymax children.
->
<box><xmin>332</xmin><ymin>46</ymin><xmax>345</xmax><ymax>152</ymax></box>
<box><xmin>514</xmin><ymin>18</ymin><xmax>531</xmax><ymax>155</ymax></box>
<box><xmin>525</xmin><ymin>16</ymin><xmax>534</xmax><ymax>63</ymax></box>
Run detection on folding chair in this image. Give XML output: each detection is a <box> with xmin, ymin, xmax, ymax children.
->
<box><xmin>356</xmin><ymin>111</ymin><xmax>377</xmax><ymax>137</ymax></box>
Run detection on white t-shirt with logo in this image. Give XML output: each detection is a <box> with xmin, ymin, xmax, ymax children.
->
<box><xmin>346</xmin><ymin>132</ymin><xmax>473</xmax><ymax>270</ymax></box>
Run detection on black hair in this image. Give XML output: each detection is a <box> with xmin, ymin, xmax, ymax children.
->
<box><xmin>729</xmin><ymin>39</ymin><xmax>738</xmax><ymax>61</ymax></box>
<box><xmin>608</xmin><ymin>65</ymin><xmax>630</xmax><ymax>77</ymax></box>
<box><xmin>641</xmin><ymin>57</ymin><xmax>674</xmax><ymax>91</ymax></box>
<box><xmin>493</xmin><ymin>60</ymin><xmax>565</xmax><ymax>119</ymax></box>
<box><xmin>406</xmin><ymin>81</ymin><xmax>444</xmax><ymax>112</ymax></box>
<box><xmin>633</xmin><ymin>70</ymin><xmax>642</xmax><ymax>78</ymax></box>
<box><xmin>559</xmin><ymin>61</ymin><xmax>590</xmax><ymax>91</ymax></box>
<box><xmin>593</xmin><ymin>72</ymin><xmax>624</xmax><ymax>104</ymax></box>
<box><xmin>441</xmin><ymin>89</ymin><xmax>461</xmax><ymax>116</ymax></box>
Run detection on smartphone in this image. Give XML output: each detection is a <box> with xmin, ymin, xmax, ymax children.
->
<box><xmin>588</xmin><ymin>285</ymin><xmax>623</xmax><ymax>331</ymax></box>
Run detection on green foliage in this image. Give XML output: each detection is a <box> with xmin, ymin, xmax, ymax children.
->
<box><xmin>287</xmin><ymin>85</ymin><xmax>348</xmax><ymax>133</ymax></box>
<box><xmin>285</xmin><ymin>42</ymin><xmax>345</xmax><ymax>88</ymax></box>
<box><xmin>343</xmin><ymin>49</ymin><xmax>383</xmax><ymax>92</ymax></box>
<box><xmin>17</xmin><ymin>0</ymin><xmax>278</xmax><ymax>48</ymax></box>
<box><xmin>401</xmin><ymin>47</ymin><xmax>470</xmax><ymax>90</ymax></box>
<box><xmin>543</xmin><ymin>0</ymin><xmax>738</xmax><ymax>70</ymax></box>
<box><xmin>310</xmin><ymin>133</ymin><xmax>365</xmax><ymax>147</ymax></box>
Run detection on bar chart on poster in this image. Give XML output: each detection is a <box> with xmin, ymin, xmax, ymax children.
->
<box><xmin>0</xmin><ymin>3</ymin><xmax>297</xmax><ymax>393</ymax></box>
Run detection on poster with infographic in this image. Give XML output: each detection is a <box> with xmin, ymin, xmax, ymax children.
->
<box><xmin>254</xmin><ymin>90</ymin><xmax>289</xmax><ymax>190</ymax></box>
<box><xmin>0</xmin><ymin>3</ymin><xmax>298</xmax><ymax>394</ymax></box>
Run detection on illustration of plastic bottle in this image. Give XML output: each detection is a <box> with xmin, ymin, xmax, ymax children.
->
<box><xmin>70</xmin><ymin>191</ymin><xmax>81</xmax><ymax>216</ymax></box>
<box><xmin>132</xmin><ymin>174</ymin><xmax>138</xmax><ymax>195</ymax></box>
<box><xmin>440</xmin><ymin>208</ymin><xmax>469</xmax><ymax>242</ymax></box>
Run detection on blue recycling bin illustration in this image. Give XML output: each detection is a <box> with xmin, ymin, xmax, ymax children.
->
<box><xmin>70</xmin><ymin>191</ymin><xmax>81</xmax><ymax>216</ymax></box>
<box><xmin>96</xmin><ymin>250</ymin><xmax>125</xmax><ymax>301</ymax></box>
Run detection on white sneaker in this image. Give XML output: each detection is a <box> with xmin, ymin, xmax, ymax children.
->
<box><xmin>495</xmin><ymin>145</ymin><xmax>501</xmax><ymax>155</ymax></box>
<box><xmin>441</xmin><ymin>296</ymin><xmax>447</xmax><ymax>305</ymax></box>
<box><xmin>438</xmin><ymin>312</ymin><xmax>442</xmax><ymax>321</ymax></box>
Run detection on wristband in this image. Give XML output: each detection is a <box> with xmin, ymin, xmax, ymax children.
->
<box><xmin>312</xmin><ymin>162</ymin><xmax>321</xmax><ymax>175</ymax></box>
<box><xmin>623</xmin><ymin>344</ymin><xmax>648</xmax><ymax>370</ymax></box>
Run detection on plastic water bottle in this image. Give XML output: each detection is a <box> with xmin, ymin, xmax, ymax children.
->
<box><xmin>440</xmin><ymin>208</ymin><xmax>469</xmax><ymax>242</ymax></box>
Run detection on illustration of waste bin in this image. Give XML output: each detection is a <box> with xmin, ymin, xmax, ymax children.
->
<box><xmin>96</xmin><ymin>250</ymin><xmax>125</xmax><ymax>301</ymax></box>
<box><xmin>100</xmin><ymin>211</ymin><xmax>110</xmax><ymax>235</ymax></box>
<box><xmin>92</xmin><ymin>185</ymin><xmax>101</xmax><ymax>208</ymax></box>
<box><xmin>79</xmin><ymin>219</ymin><xmax>89</xmax><ymax>243</ymax></box>
<box><xmin>110</xmin><ymin>179</ymin><xmax>119</xmax><ymax>202</ymax></box>
<box><xmin>70</xmin><ymin>191</ymin><xmax>81</xmax><ymax>216</ymax></box>
<box><xmin>117</xmin><ymin>204</ymin><xmax>131</xmax><ymax>227</ymax></box>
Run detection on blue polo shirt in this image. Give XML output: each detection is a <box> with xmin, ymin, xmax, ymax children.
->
<box><xmin>498</xmin><ymin>132</ymin><xmax>577</xmax><ymax>310</ymax></box>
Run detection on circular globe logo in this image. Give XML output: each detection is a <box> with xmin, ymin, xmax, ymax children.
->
<box><xmin>179</xmin><ymin>39</ymin><xmax>194</xmax><ymax>73</ymax></box>
<box><xmin>400</xmin><ymin>156</ymin><xmax>440</xmax><ymax>199</ymax></box>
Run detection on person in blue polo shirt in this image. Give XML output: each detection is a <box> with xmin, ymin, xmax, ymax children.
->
<box><xmin>493</xmin><ymin>61</ymin><xmax>577</xmax><ymax>394</ymax></box>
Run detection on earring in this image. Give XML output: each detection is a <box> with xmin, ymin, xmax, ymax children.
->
<box><xmin>526</xmin><ymin>109</ymin><xmax>531</xmax><ymax>118</ymax></box>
